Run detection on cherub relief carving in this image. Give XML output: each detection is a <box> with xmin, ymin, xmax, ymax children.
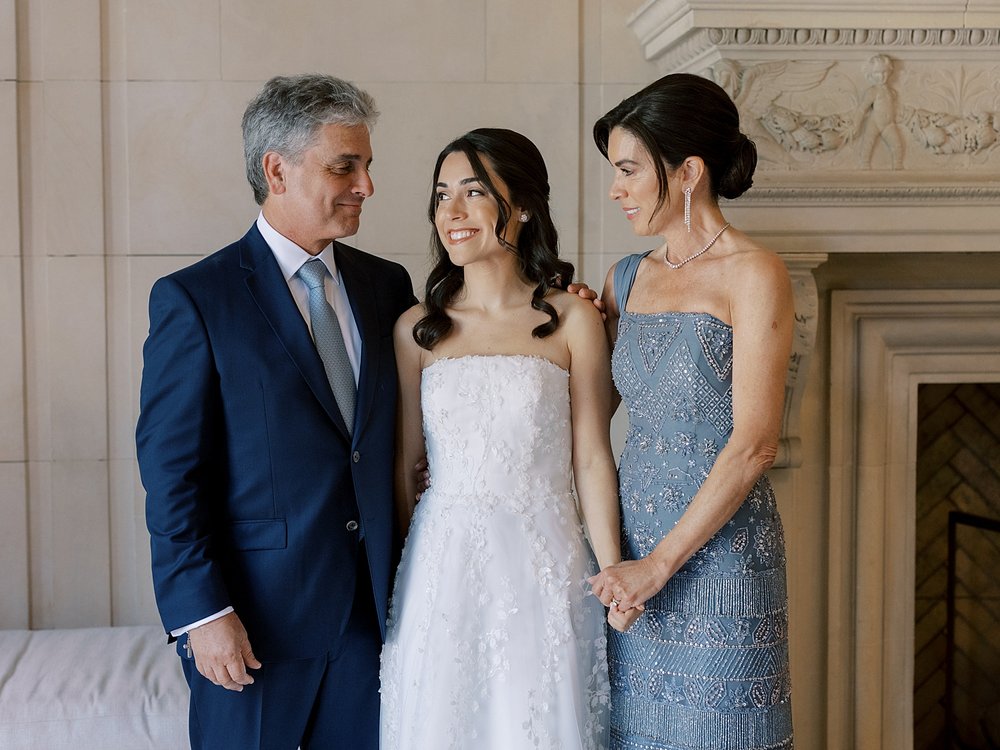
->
<box><xmin>854</xmin><ymin>54</ymin><xmax>905</xmax><ymax>169</ymax></box>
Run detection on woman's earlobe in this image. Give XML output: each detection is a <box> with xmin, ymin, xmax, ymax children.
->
<box><xmin>685</xmin><ymin>156</ymin><xmax>707</xmax><ymax>186</ymax></box>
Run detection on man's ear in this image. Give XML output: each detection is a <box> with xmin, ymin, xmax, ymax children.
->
<box><xmin>262</xmin><ymin>152</ymin><xmax>286</xmax><ymax>195</ymax></box>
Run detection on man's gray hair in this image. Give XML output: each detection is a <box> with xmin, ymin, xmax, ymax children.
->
<box><xmin>242</xmin><ymin>74</ymin><xmax>380</xmax><ymax>205</ymax></box>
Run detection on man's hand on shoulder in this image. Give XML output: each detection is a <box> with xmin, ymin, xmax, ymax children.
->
<box><xmin>187</xmin><ymin>611</ymin><xmax>262</xmax><ymax>691</ymax></box>
<box><xmin>566</xmin><ymin>282</ymin><xmax>606</xmax><ymax>320</ymax></box>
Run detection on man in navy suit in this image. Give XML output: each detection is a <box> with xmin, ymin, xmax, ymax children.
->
<box><xmin>136</xmin><ymin>74</ymin><xmax>415</xmax><ymax>749</ymax></box>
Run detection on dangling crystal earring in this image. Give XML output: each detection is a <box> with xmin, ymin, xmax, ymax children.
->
<box><xmin>519</xmin><ymin>212</ymin><xmax>529</xmax><ymax>223</ymax></box>
<box><xmin>683</xmin><ymin>187</ymin><xmax>692</xmax><ymax>233</ymax></box>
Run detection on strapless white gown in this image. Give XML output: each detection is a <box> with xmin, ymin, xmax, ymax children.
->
<box><xmin>379</xmin><ymin>355</ymin><xmax>610</xmax><ymax>749</ymax></box>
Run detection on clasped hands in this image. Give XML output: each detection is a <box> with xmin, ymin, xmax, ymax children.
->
<box><xmin>588</xmin><ymin>556</ymin><xmax>668</xmax><ymax>633</ymax></box>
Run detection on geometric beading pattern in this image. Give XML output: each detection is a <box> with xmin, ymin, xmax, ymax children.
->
<box><xmin>639</xmin><ymin>319</ymin><xmax>682</xmax><ymax>374</ymax></box>
<box><xmin>659</xmin><ymin>341</ymin><xmax>733</xmax><ymax>437</ymax></box>
<box><xmin>695</xmin><ymin>318</ymin><xmax>734</xmax><ymax>382</ymax></box>
<box><xmin>610</xmin><ymin>277</ymin><xmax>792</xmax><ymax>750</ymax></box>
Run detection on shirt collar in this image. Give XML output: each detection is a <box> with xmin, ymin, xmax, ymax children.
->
<box><xmin>256</xmin><ymin>213</ymin><xmax>340</xmax><ymax>285</ymax></box>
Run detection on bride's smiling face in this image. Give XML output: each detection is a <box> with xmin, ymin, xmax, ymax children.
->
<box><xmin>433</xmin><ymin>151</ymin><xmax>522</xmax><ymax>267</ymax></box>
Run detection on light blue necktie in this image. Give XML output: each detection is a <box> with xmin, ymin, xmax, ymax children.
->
<box><xmin>297</xmin><ymin>258</ymin><xmax>356</xmax><ymax>434</ymax></box>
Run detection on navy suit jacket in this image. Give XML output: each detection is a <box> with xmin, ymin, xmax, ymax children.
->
<box><xmin>137</xmin><ymin>223</ymin><xmax>415</xmax><ymax>660</ymax></box>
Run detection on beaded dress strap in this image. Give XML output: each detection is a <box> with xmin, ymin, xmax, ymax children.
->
<box><xmin>612</xmin><ymin>250</ymin><xmax>654</xmax><ymax>312</ymax></box>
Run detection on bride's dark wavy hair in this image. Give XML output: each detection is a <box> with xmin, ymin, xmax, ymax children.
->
<box><xmin>413</xmin><ymin>128</ymin><xmax>574</xmax><ymax>351</ymax></box>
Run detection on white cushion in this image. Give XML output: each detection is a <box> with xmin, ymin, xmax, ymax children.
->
<box><xmin>0</xmin><ymin>626</ymin><xmax>187</xmax><ymax>750</ymax></box>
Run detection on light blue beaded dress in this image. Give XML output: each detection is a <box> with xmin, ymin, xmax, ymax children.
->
<box><xmin>608</xmin><ymin>252</ymin><xmax>793</xmax><ymax>750</ymax></box>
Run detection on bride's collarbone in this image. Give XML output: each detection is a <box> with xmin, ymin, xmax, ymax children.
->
<box><xmin>448</xmin><ymin>302</ymin><xmax>552</xmax><ymax>325</ymax></box>
<box><xmin>434</xmin><ymin>308</ymin><xmax>571</xmax><ymax>366</ymax></box>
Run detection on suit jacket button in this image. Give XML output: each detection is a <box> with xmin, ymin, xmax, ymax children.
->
<box><xmin>352</xmin><ymin>450</ymin><xmax>361</xmax><ymax>463</ymax></box>
<box><xmin>346</xmin><ymin>520</ymin><xmax>359</xmax><ymax>532</ymax></box>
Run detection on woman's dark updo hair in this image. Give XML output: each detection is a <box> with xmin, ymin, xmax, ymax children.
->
<box><xmin>593</xmin><ymin>73</ymin><xmax>757</xmax><ymax>220</ymax></box>
<box><xmin>413</xmin><ymin>128</ymin><xmax>574</xmax><ymax>351</ymax></box>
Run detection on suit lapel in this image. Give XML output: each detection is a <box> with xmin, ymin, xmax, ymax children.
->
<box><xmin>335</xmin><ymin>242</ymin><xmax>380</xmax><ymax>437</ymax></box>
<box><xmin>239</xmin><ymin>225</ymin><xmax>352</xmax><ymax>440</ymax></box>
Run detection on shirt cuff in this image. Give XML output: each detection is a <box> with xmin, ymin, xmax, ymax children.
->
<box><xmin>170</xmin><ymin>606</ymin><xmax>235</xmax><ymax>638</ymax></box>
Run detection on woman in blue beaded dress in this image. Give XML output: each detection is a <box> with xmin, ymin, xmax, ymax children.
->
<box><xmin>587</xmin><ymin>74</ymin><xmax>795</xmax><ymax>749</ymax></box>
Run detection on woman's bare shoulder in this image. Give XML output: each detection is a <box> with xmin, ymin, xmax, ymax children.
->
<box><xmin>726</xmin><ymin>236</ymin><xmax>789</xmax><ymax>289</ymax></box>
<box><xmin>395</xmin><ymin>302</ymin><xmax>426</xmax><ymax>330</ymax></box>
<box><xmin>393</xmin><ymin>303</ymin><xmax>428</xmax><ymax>353</ymax></box>
<box><xmin>547</xmin><ymin>287</ymin><xmax>604</xmax><ymax>326</ymax></box>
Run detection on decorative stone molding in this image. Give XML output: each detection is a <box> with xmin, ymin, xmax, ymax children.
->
<box><xmin>627</xmin><ymin>2</ymin><xmax>1000</xmax><ymax>193</ymax></box>
<box><xmin>636</xmin><ymin>27</ymin><xmax>1000</xmax><ymax>72</ymax></box>
<box><xmin>774</xmin><ymin>253</ymin><xmax>826</xmax><ymax>469</ymax></box>
<box><xmin>743</xmin><ymin>184</ymin><xmax>1000</xmax><ymax>204</ymax></box>
<box><xmin>707</xmin><ymin>55</ymin><xmax>1000</xmax><ymax>175</ymax></box>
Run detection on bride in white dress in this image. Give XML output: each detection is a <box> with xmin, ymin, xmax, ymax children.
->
<box><xmin>379</xmin><ymin>128</ymin><xmax>622</xmax><ymax>749</ymax></box>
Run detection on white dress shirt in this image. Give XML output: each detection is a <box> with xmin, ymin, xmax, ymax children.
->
<box><xmin>171</xmin><ymin>214</ymin><xmax>362</xmax><ymax>638</ymax></box>
<box><xmin>256</xmin><ymin>213</ymin><xmax>362</xmax><ymax>383</ymax></box>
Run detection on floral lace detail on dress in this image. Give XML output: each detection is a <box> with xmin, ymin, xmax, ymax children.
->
<box><xmin>380</xmin><ymin>355</ymin><xmax>610</xmax><ymax>750</ymax></box>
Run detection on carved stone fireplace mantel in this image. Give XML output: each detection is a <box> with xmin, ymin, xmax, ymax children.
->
<box><xmin>627</xmin><ymin>1</ymin><xmax>1000</xmax><ymax>201</ymax></box>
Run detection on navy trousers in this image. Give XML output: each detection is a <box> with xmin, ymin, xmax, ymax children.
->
<box><xmin>181</xmin><ymin>550</ymin><xmax>382</xmax><ymax>750</ymax></box>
